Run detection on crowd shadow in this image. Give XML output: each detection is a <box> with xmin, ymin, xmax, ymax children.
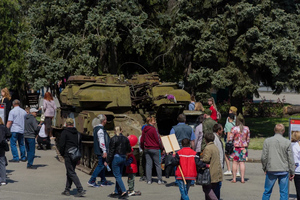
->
<box><xmin>6</xmin><ymin>179</ymin><xmax>18</xmax><ymax>184</ymax></box>
<box><xmin>6</xmin><ymin>170</ymin><xmax>18</xmax><ymax>184</ymax></box>
<box><xmin>6</xmin><ymin>169</ymin><xmax>14</xmax><ymax>175</ymax></box>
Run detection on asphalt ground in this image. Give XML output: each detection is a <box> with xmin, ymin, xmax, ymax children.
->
<box><xmin>0</xmin><ymin>143</ymin><xmax>297</xmax><ymax>200</ymax></box>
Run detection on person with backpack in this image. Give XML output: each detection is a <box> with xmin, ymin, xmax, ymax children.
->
<box><xmin>223</xmin><ymin>113</ymin><xmax>236</xmax><ymax>176</ymax></box>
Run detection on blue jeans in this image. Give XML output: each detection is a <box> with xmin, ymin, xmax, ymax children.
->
<box><xmin>112</xmin><ymin>154</ymin><xmax>126</xmax><ymax>193</ymax></box>
<box><xmin>177</xmin><ymin>179</ymin><xmax>191</xmax><ymax>200</ymax></box>
<box><xmin>10</xmin><ymin>132</ymin><xmax>26</xmax><ymax>161</ymax></box>
<box><xmin>25</xmin><ymin>138</ymin><xmax>36</xmax><ymax>167</ymax></box>
<box><xmin>262</xmin><ymin>172</ymin><xmax>289</xmax><ymax>200</ymax></box>
<box><xmin>89</xmin><ymin>155</ymin><xmax>106</xmax><ymax>184</ymax></box>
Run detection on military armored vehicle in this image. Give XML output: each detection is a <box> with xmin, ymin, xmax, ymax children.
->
<box><xmin>53</xmin><ymin>73</ymin><xmax>198</xmax><ymax>173</ymax></box>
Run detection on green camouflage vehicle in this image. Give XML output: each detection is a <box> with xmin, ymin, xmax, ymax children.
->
<box><xmin>53</xmin><ymin>73</ymin><xmax>199</xmax><ymax>173</ymax></box>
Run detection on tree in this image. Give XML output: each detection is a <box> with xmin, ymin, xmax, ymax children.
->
<box><xmin>25</xmin><ymin>0</ymin><xmax>175</xmax><ymax>92</ymax></box>
<box><xmin>170</xmin><ymin>0</ymin><xmax>300</xmax><ymax>110</ymax></box>
<box><xmin>0</xmin><ymin>0</ymin><xmax>29</xmax><ymax>103</ymax></box>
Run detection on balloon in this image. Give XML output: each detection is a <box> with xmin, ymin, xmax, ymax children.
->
<box><xmin>128</xmin><ymin>135</ymin><xmax>138</xmax><ymax>147</ymax></box>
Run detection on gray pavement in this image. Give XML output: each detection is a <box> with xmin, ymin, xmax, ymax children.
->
<box><xmin>0</xmin><ymin>143</ymin><xmax>297</xmax><ymax>200</ymax></box>
<box><xmin>254</xmin><ymin>91</ymin><xmax>300</xmax><ymax>105</ymax></box>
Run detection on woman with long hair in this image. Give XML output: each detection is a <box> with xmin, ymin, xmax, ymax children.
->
<box><xmin>107</xmin><ymin>126</ymin><xmax>132</xmax><ymax>199</ymax></box>
<box><xmin>0</xmin><ymin>117</ymin><xmax>11</xmax><ymax>186</ymax></box>
<box><xmin>228</xmin><ymin>114</ymin><xmax>250</xmax><ymax>183</ymax></box>
<box><xmin>140</xmin><ymin>116</ymin><xmax>164</xmax><ymax>185</ymax></box>
<box><xmin>1</xmin><ymin>88</ymin><xmax>12</xmax><ymax>125</ymax></box>
<box><xmin>43</xmin><ymin>92</ymin><xmax>57</xmax><ymax>137</ymax></box>
<box><xmin>208</xmin><ymin>97</ymin><xmax>217</xmax><ymax>122</ymax></box>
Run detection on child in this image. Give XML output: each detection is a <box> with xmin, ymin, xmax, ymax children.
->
<box><xmin>125</xmin><ymin>149</ymin><xmax>141</xmax><ymax>196</ymax></box>
<box><xmin>171</xmin><ymin>138</ymin><xmax>205</xmax><ymax>200</ymax></box>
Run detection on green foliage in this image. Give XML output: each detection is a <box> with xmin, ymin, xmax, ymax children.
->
<box><xmin>25</xmin><ymin>0</ymin><xmax>173</xmax><ymax>89</ymax></box>
<box><xmin>0</xmin><ymin>0</ymin><xmax>29</xmax><ymax>90</ymax></box>
<box><xmin>244</xmin><ymin>98</ymin><xmax>285</xmax><ymax>117</ymax></box>
<box><xmin>218</xmin><ymin>100</ymin><xmax>231</xmax><ymax>116</ymax></box>
<box><xmin>2</xmin><ymin>0</ymin><xmax>300</xmax><ymax>103</ymax></box>
<box><xmin>174</xmin><ymin>0</ymin><xmax>300</xmax><ymax>100</ymax></box>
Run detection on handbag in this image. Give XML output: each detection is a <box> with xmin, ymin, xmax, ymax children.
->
<box><xmin>196</xmin><ymin>168</ymin><xmax>211</xmax><ymax>185</ymax></box>
<box><xmin>225</xmin><ymin>142</ymin><xmax>234</xmax><ymax>155</ymax></box>
<box><xmin>67</xmin><ymin>133</ymin><xmax>81</xmax><ymax>162</ymax></box>
<box><xmin>0</xmin><ymin>140</ymin><xmax>9</xmax><ymax>152</ymax></box>
<box><xmin>217</xmin><ymin>110</ymin><xmax>221</xmax><ymax>120</ymax></box>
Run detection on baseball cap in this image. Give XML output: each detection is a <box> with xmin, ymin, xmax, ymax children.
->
<box><xmin>230</xmin><ymin>106</ymin><xmax>238</xmax><ymax>113</ymax></box>
<box><xmin>66</xmin><ymin>118</ymin><xmax>74</xmax><ymax>125</ymax></box>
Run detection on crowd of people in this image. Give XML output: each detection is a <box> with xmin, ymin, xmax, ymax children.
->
<box><xmin>0</xmin><ymin>90</ymin><xmax>298</xmax><ymax>200</ymax></box>
<box><xmin>0</xmin><ymin>89</ymin><xmax>56</xmax><ymax>186</ymax></box>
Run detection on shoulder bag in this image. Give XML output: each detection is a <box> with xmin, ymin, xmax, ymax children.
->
<box><xmin>1</xmin><ymin>140</ymin><xmax>9</xmax><ymax>152</ymax></box>
<box><xmin>67</xmin><ymin>133</ymin><xmax>81</xmax><ymax>162</ymax></box>
<box><xmin>196</xmin><ymin>168</ymin><xmax>211</xmax><ymax>185</ymax></box>
<box><xmin>225</xmin><ymin>142</ymin><xmax>234</xmax><ymax>155</ymax></box>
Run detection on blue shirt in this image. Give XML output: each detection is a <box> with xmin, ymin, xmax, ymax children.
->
<box><xmin>170</xmin><ymin>123</ymin><xmax>196</xmax><ymax>141</ymax></box>
<box><xmin>189</xmin><ymin>102</ymin><xmax>195</xmax><ymax>111</ymax></box>
<box><xmin>8</xmin><ymin>106</ymin><xmax>27</xmax><ymax>133</ymax></box>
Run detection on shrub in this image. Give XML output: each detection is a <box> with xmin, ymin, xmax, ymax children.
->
<box><xmin>243</xmin><ymin>97</ymin><xmax>285</xmax><ymax>117</ymax></box>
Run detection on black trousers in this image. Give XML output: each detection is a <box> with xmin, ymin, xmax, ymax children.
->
<box><xmin>64</xmin><ymin>155</ymin><xmax>83</xmax><ymax>192</ymax></box>
<box><xmin>37</xmin><ymin>136</ymin><xmax>51</xmax><ymax>149</ymax></box>
<box><xmin>294</xmin><ymin>174</ymin><xmax>300</xmax><ymax>200</ymax></box>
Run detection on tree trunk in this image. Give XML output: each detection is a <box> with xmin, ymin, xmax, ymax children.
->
<box><xmin>284</xmin><ymin>106</ymin><xmax>300</xmax><ymax>115</ymax></box>
<box><xmin>229</xmin><ymin>87</ymin><xmax>243</xmax><ymax>115</ymax></box>
<box><xmin>18</xmin><ymin>81</ymin><xmax>27</xmax><ymax>108</ymax></box>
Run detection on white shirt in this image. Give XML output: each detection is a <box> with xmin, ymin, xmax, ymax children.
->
<box><xmin>38</xmin><ymin>124</ymin><xmax>47</xmax><ymax>138</ymax></box>
<box><xmin>8</xmin><ymin>106</ymin><xmax>27</xmax><ymax>133</ymax></box>
<box><xmin>95</xmin><ymin>124</ymin><xmax>106</xmax><ymax>153</ymax></box>
<box><xmin>292</xmin><ymin>142</ymin><xmax>300</xmax><ymax>174</ymax></box>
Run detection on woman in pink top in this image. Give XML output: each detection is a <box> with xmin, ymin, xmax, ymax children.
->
<box><xmin>43</xmin><ymin>92</ymin><xmax>57</xmax><ymax>137</ymax></box>
<box><xmin>208</xmin><ymin>97</ymin><xmax>217</xmax><ymax>122</ymax></box>
<box><xmin>228</xmin><ymin>114</ymin><xmax>250</xmax><ymax>183</ymax></box>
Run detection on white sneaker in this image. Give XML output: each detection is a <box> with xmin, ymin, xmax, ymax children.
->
<box><xmin>128</xmin><ymin>191</ymin><xmax>136</xmax><ymax>196</ymax></box>
<box><xmin>224</xmin><ymin>171</ymin><xmax>232</xmax><ymax>176</ymax></box>
<box><xmin>1</xmin><ymin>182</ymin><xmax>6</xmax><ymax>186</ymax></box>
<box><xmin>236</xmin><ymin>172</ymin><xmax>241</xmax><ymax>177</ymax></box>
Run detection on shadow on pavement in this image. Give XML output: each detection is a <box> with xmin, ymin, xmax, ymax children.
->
<box><xmin>34</xmin><ymin>164</ymin><xmax>48</xmax><ymax>168</ymax></box>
